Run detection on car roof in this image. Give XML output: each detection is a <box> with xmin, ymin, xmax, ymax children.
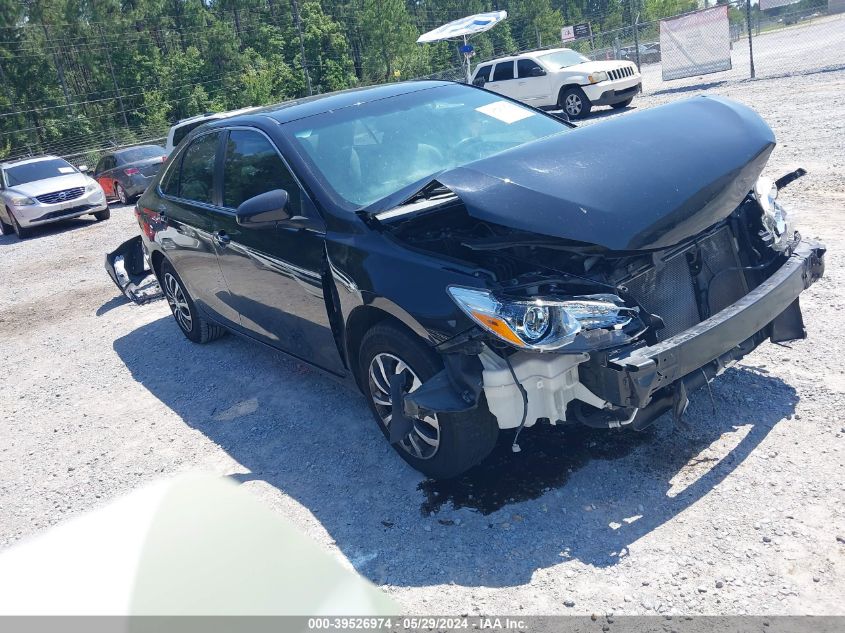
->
<box><xmin>476</xmin><ymin>48</ymin><xmax>575</xmax><ymax>66</ymax></box>
<box><xmin>0</xmin><ymin>155</ymin><xmax>63</xmax><ymax>169</ymax></box>
<box><xmin>171</xmin><ymin>106</ymin><xmax>263</xmax><ymax>128</ymax></box>
<box><xmin>206</xmin><ymin>80</ymin><xmax>454</xmax><ymax>128</ymax></box>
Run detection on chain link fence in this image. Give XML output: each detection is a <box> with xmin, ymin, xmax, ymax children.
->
<box><xmin>48</xmin><ymin>1</ymin><xmax>845</xmax><ymax>166</ymax></box>
<box><xmin>419</xmin><ymin>0</ymin><xmax>844</xmax><ymax>97</ymax></box>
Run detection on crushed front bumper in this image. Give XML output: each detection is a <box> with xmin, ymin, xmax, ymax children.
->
<box><xmin>580</xmin><ymin>239</ymin><xmax>825</xmax><ymax>415</ymax></box>
<box><xmin>405</xmin><ymin>239</ymin><xmax>824</xmax><ymax>432</ymax></box>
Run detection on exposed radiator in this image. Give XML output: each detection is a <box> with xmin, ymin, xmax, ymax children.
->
<box><xmin>624</xmin><ymin>226</ymin><xmax>747</xmax><ymax>341</ymax></box>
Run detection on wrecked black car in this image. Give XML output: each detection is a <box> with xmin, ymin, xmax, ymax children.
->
<box><xmin>110</xmin><ymin>81</ymin><xmax>824</xmax><ymax>479</ymax></box>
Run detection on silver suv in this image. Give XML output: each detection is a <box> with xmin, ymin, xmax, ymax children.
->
<box><xmin>0</xmin><ymin>156</ymin><xmax>109</xmax><ymax>239</ymax></box>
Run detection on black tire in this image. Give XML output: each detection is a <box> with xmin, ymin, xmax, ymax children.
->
<box><xmin>611</xmin><ymin>97</ymin><xmax>634</xmax><ymax>110</ymax></box>
<box><xmin>8</xmin><ymin>208</ymin><xmax>32</xmax><ymax>239</ymax></box>
<box><xmin>358</xmin><ymin>322</ymin><xmax>498</xmax><ymax>479</ymax></box>
<box><xmin>94</xmin><ymin>207</ymin><xmax>111</xmax><ymax>221</ymax></box>
<box><xmin>115</xmin><ymin>183</ymin><xmax>129</xmax><ymax>205</ymax></box>
<box><xmin>559</xmin><ymin>86</ymin><xmax>592</xmax><ymax>119</ymax></box>
<box><xmin>160</xmin><ymin>260</ymin><xmax>227</xmax><ymax>344</ymax></box>
<box><xmin>0</xmin><ymin>211</ymin><xmax>13</xmax><ymax>235</ymax></box>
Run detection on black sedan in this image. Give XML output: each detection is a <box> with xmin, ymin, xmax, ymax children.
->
<box><xmin>112</xmin><ymin>81</ymin><xmax>824</xmax><ymax>479</ymax></box>
<box><xmin>93</xmin><ymin>144</ymin><xmax>167</xmax><ymax>205</ymax></box>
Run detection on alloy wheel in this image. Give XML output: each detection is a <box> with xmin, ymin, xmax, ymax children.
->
<box><xmin>367</xmin><ymin>352</ymin><xmax>440</xmax><ymax>460</ymax></box>
<box><xmin>163</xmin><ymin>272</ymin><xmax>193</xmax><ymax>333</ymax></box>
<box><xmin>565</xmin><ymin>93</ymin><xmax>583</xmax><ymax>116</ymax></box>
<box><xmin>117</xmin><ymin>184</ymin><xmax>128</xmax><ymax>205</ymax></box>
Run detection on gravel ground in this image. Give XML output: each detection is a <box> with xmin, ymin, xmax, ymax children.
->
<box><xmin>1</xmin><ymin>65</ymin><xmax>844</xmax><ymax>616</ymax></box>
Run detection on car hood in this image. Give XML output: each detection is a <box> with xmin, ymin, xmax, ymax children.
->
<box><xmin>8</xmin><ymin>173</ymin><xmax>90</xmax><ymax>197</ymax></box>
<box><xmin>559</xmin><ymin>60</ymin><xmax>635</xmax><ymax>73</ymax></box>
<box><xmin>434</xmin><ymin>96</ymin><xmax>775</xmax><ymax>252</ymax></box>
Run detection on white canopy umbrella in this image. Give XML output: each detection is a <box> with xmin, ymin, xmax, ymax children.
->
<box><xmin>416</xmin><ymin>10</ymin><xmax>508</xmax><ymax>82</ymax></box>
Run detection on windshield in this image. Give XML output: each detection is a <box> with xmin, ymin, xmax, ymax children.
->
<box><xmin>538</xmin><ymin>50</ymin><xmax>590</xmax><ymax>68</ymax></box>
<box><xmin>118</xmin><ymin>146</ymin><xmax>165</xmax><ymax>163</ymax></box>
<box><xmin>4</xmin><ymin>158</ymin><xmax>78</xmax><ymax>186</ymax></box>
<box><xmin>286</xmin><ymin>84</ymin><xmax>568</xmax><ymax>208</ymax></box>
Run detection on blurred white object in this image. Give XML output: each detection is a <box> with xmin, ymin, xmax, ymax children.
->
<box><xmin>0</xmin><ymin>475</ymin><xmax>397</xmax><ymax>615</ymax></box>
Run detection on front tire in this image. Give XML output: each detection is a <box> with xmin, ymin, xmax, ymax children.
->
<box><xmin>358</xmin><ymin>322</ymin><xmax>498</xmax><ymax>479</ymax></box>
<box><xmin>9</xmin><ymin>209</ymin><xmax>32</xmax><ymax>239</ymax></box>
<box><xmin>0</xmin><ymin>211</ymin><xmax>13</xmax><ymax>235</ymax></box>
<box><xmin>611</xmin><ymin>97</ymin><xmax>634</xmax><ymax>109</ymax></box>
<box><xmin>160</xmin><ymin>260</ymin><xmax>227</xmax><ymax>344</ymax></box>
<box><xmin>94</xmin><ymin>207</ymin><xmax>111</xmax><ymax>221</ymax></box>
<box><xmin>559</xmin><ymin>86</ymin><xmax>592</xmax><ymax>119</ymax></box>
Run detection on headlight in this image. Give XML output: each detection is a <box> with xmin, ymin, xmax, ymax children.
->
<box><xmin>9</xmin><ymin>195</ymin><xmax>35</xmax><ymax>206</ymax></box>
<box><xmin>448</xmin><ymin>287</ymin><xmax>637</xmax><ymax>351</ymax></box>
<box><xmin>588</xmin><ymin>71</ymin><xmax>608</xmax><ymax>84</ymax></box>
<box><xmin>754</xmin><ymin>176</ymin><xmax>793</xmax><ymax>251</ymax></box>
<box><xmin>85</xmin><ymin>180</ymin><xmax>100</xmax><ymax>193</ymax></box>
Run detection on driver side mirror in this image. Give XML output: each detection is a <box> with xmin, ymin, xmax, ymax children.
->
<box><xmin>530</xmin><ymin>67</ymin><xmax>546</xmax><ymax>77</ymax></box>
<box><xmin>236</xmin><ymin>189</ymin><xmax>291</xmax><ymax>227</ymax></box>
<box><xmin>472</xmin><ymin>77</ymin><xmax>486</xmax><ymax>87</ymax></box>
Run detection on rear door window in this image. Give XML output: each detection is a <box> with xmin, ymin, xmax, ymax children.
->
<box><xmin>221</xmin><ymin>129</ymin><xmax>301</xmax><ymax>213</ymax></box>
<box><xmin>177</xmin><ymin>132</ymin><xmax>220</xmax><ymax>204</ymax></box>
<box><xmin>492</xmin><ymin>61</ymin><xmax>515</xmax><ymax>81</ymax></box>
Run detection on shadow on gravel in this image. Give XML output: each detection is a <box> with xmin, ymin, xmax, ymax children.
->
<box><xmin>0</xmin><ymin>217</ymin><xmax>97</xmax><ymax>245</ymax></box>
<box><xmin>652</xmin><ymin>81</ymin><xmax>726</xmax><ymax>96</ymax></box>
<box><xmin>114</xmin><ymin>315</ymin><xmax>798</xmax><ymax>588</ymax></box>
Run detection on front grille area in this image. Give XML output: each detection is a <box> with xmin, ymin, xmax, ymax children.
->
<box><xmin>624</xmin><ymin>226</ymin><xmax>747</xmax><ymax>341</ymax></box>
<box><xmin>35</xmin><ymin>187</ymin><xmax>85</xmax><ymax>204</ymax></box>
<box><xmin>609</xmin><ymin>67</ymin><xmax>634</xmax><ymax>80</ymax></box>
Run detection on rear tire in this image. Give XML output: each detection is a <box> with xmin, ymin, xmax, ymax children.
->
<box><xmin>94</xmin><ymin>208</ymin><xmax>111</xmax><ymax>221</ymax></box>
<box><xmin>358</xmin><ymin>322</ymin><xmax>498</xmax><ymax>479</ymax></box>
<box><xmin>611</xmin><ymin>97</ymin><xmax>634</xmax><ymax>109</ymax></box>
<box><xmin>160</xmin><ymin>260</ymin><xmax>227</xmax><ymax>344</ymax></box>
<box><xmin>9</xmin><ymin>209</ymin><xmax>32</xmax><ymax>239</ymax></box>
<box><xmin>559</xmin><ymin>86</ymin><xmax>592</xmax><ymax>119</ymax></box>
<box><xmin>115</xmin><ymin>183</ymin><xmax>129</xmax><ymax>205</ymax></box>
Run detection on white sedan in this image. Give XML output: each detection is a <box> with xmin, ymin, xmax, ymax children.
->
<box><xmin>0</xmin><ymin>155</ymin><xmax>109</xmax><ymax>239</ymax></box>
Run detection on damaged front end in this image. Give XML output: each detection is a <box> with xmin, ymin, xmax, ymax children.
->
<box><xmin>105</xmin><ymin>235</ymin><xmax>163</xmax><ymax>304</ymax></box>
<box><xmin>371</xmin><ymin>97</ymin><xmax>826</xmax><ymax>436</ymax></box>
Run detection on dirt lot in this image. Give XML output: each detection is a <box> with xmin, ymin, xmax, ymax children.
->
<box><xmin>1</xmin><ymin>66</ymin><xmax>844</xmax><ymax>616</ymax></box>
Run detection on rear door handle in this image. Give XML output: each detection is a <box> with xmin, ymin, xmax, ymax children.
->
<box><xmin>213</xmin><ymin>230</ymin><xmax>230</xmax><ymax>246</ymax></box>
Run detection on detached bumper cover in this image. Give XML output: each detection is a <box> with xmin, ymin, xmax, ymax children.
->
<box><xmin>105</xmin><ymin>235</ymin><xmax>163</xmax><ymax>304</ymax></box>
<box><xmin>583</xmin><ymin>239</ymin><xmax>825</xmax><ymax>409</ymax></box>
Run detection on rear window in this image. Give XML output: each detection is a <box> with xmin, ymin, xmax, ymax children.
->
<box><xmin>492</xmin><ymin>62</ymin><xmax>514</xmax><ymax>81</ymax></box>
<box><xmin>117</xmin><ymin>146</ymin><xmax>166</xmax><ymax>163</ymax></box>
<box><xmin>4</xmin><ymin>158</ymin><xmax>77</xmax><ymax>186</ymax></box>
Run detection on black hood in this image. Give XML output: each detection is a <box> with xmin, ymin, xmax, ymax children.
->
<box><xmin>434</xmin><ymin>96</ymin><xmax>776</xmax><ymax>251</ymax></box>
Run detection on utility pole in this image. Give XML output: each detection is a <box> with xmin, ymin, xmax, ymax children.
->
<box><xmin>98</xmin><ymin>24</ymin><xmax>129</xmax><ymax>127</ymax></box>
<box><xmin>746</xmin><ymin>0</ymin><xmax>755</xmax><ymax>78</ymax></box>
<box><xmin>629</xmin><ymin>0</ymin><xmax>641</xmax><ymax>71</ymax></box>
<box><xmin>41</xmin><ymin>21</ymin><xmax>74</xmax><ymax>114</ymax></box>
<box><xmin>290</xmin><ymin>0</ymin><xmax>313</xmax><ymax>96</ymax></box>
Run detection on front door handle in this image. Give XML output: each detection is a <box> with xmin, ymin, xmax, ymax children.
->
<box><xmin>213</xmin><ymin>230</ymin><xmax>230</xmax><ymax>246</ymax></box>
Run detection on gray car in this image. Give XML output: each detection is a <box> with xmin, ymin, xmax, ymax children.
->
<box><xmin>93</xmin><ymin>145</ymin><xmax>167</xmax><ymax>205</ymax></box>
<box><xmin>0</xmin><ymin>156</ymin><xmax>109</xmax><ymax>239</ymax></box>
